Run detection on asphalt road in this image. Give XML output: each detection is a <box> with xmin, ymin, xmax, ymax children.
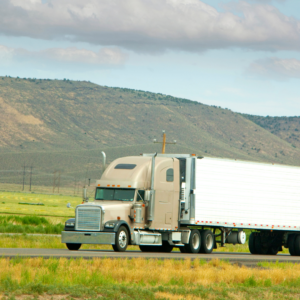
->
<box><xmin>1</xmin><ymin>248</ymin><xmax>300</xmax><ymax>266</ymax></box>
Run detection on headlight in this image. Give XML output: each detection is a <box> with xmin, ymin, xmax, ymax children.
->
<box><xmin>66</xmin><ymin>222</ymin><xmax>75</xmax><ymax>227</ymax></box>
<box><xmin>105</xmin><ymin>222</ymin><xmax>116</xmax><ymax>228</ymax></box>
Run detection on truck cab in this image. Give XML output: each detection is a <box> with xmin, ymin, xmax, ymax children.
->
<box><xmin>62</xmin><ymin>154</ymin><xmax>189</xmax><ymax>252</ymax></box>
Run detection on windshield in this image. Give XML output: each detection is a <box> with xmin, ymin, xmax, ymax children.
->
<box><xmin>95</xmin><ymin>188</ymin><xmax>135</xmax><ymax>201</ymax></box>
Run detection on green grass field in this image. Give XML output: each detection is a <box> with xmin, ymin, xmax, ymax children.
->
<box><xmin>0</xmin><ymin>191</ymin><xmax>82</xmax><ymax>217</ymax></box>
<box><xmin>0</xmin><ymin>215</ymin><xmax>64</xmax><ymax>234</ymax></box>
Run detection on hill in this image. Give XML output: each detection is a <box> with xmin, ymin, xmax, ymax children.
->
<box><xmin>0</xmin><ymin>76</ymin><xmax>300</xmax><ymax>191</ymax></box>
<box><xmin>243</xmin><ymin>114</ymin><xmax>300</xmax><ymax>150</ymax></box>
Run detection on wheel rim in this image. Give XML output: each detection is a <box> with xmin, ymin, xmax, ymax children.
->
<box><xmin>206</xmin><ymin>234</ymin><xmax>213</xmax><ymax>250</ymax></box>
<box><xmin>119</xmin><ymin>230</ymin><xmax>127</xmax><ymax>248</ymax></box>
<box><xmin>192</xmin><ymin>233</ymin><xmax>200</xmax><ymax>250</ymax></box>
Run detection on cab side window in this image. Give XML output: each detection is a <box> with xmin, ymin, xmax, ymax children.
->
<box><xmin>166</xmin><ymin>168</ymin><xmax>174</xmax><ymax>182</ymax></box>
<box><xmin>137</xmin><ymin>190</ymin><xmax>145</xmax><ymax>202</ymax></box>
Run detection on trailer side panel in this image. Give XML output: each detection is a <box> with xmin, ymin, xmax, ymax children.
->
<box><xmin>195</xmin><ymin>157</ymin><xmax>300</xmax><ymax>231</ymax></box>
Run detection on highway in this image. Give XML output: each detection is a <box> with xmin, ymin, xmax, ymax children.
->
<box><xmin>1</xmin><ymin>248</ymin><xmax>300</xmax><ymax>267</ymax></box>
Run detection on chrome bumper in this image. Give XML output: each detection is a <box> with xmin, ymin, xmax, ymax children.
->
<box><xmin>61</xmin><ymin>231</ymin><xmax>115</xmax><ymax>245</ymax></box>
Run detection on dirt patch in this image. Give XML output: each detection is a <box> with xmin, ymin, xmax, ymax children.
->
<box><xmin>0</xmin><ymin>97</ymin><xmax>43</xmax><ymax>125</ymax></box>
<box><xmin>5</xmin><ymin>295</ymin><xmax>71</xmax><ymax>300</ymax></box>
<box><xmin>155</xmin><ymin>292</ymin><xmax>201</xmax><ymax>300</ymax></box>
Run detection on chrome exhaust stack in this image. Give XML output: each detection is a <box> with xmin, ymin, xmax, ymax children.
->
<box><xmin>145</xmin><ymin>153</ymin><xmax>157</xmax><ymax>222</ymax></box>
<box><xmin>101</xmin><ymin>151</ymin><xmax>106</xmax><ymax>175</ymax></box>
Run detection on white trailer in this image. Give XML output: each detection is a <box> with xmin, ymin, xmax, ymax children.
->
<box><xmin>195</xmin><ymin>157</ymin><xmax>300</xmax><ymax>231</ymax></box>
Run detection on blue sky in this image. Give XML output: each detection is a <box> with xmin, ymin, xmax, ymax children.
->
<box><xmin>1</xmin><ymin>0</ymin><xmax>300</xmax><ymax>116</ymax></box>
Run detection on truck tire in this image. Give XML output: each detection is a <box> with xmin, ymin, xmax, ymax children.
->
<box><xmin>112</xmin><ymin>226</ymin><xmax>129</xmax><ymax>252</ymax></box>
<box><xmin>254</xmin><ymin>234</ymin><xmax>268</xmax><ymax>254</ymax></box>
<box><xmin>66</xmin><ymin>243</ymin><xmax>81</xmax><ymax>251</ymax></box>
<box><xmin>160</xmin><ymin>241</ymin><xmax>173</xmax><ymax>253</ymax></box>
<box><xmin>288</xmin><ymin>234</ymin><xmax>297</xmax><ymax>256</ymax></box>
<box><xmin>199</xmin><ymin>230</ymin><xmax>214</xmax><ymax>254</ymax></box>
<box><xmin>293</xmin><ymin>234</ymin><xmax>300</xmax><ymax>256</ymax></box>
<box><xmin>139</xmin><ymin>245</ymin><xmax>157</xmax><ymax>252</ymax></box>
<box><xmin>179</xmin><ymin>246</ymin><xmax>186</xmax><ymax>253</ymax></box>
<box><xmin>183</xmin><ymin>229</ymin><xmax>201</xmax><ymax>253</ymax></box>
<box><xmin>267</xmin><ymin>246</ymin><xmax>279</xmax><ymax>255</ymax></box>
<box><xmin>248</xmin><ymin>233</ymin><xmax>257</xmax><ymax>254</ymax></box>
<box><xmin>139</xmin><ymin>242</ymin><xmax>173</xmax><ymax>253</ymax></box>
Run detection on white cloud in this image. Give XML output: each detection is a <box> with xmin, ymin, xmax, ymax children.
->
<box><xmin>248</xmin><ymin>57</ymin><xmax>300</xmax><ymax>79</ymax></box>
<box><xmin>246</xmin><ymin>0</ymin><xmax>286</xmax><ymax>3</ymax></box>
<box><xmin>221</xmin><ymin>87</ymin><xmax>247</xmax><ymax>97</ymax></box>
<box><xmin>0</xmin><ymin>45</ymin><xmax>14</xmax><ymax>61</ymax></box>
<box><xmin>0</xmin><ymin>0</ymin><xmax>300</xmax><ymax>53</ymax></box>
<box><xmin>0</xmin><ymin>45</ymin><xmax>127</xmax><ymax>66</ymax></box>
<box><xmin>11</xmin><ymin>0</ymin><xmax>42</xmax><ymax>9</ymax></box>
<box><xmin>39</xmin><ymin>47</ymin><xmax>126</xmax><ymax>65</ymax></box>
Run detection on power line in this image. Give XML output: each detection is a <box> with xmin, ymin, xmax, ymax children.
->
<box><xmin>52</xmin><ymin>171</ymin><xmax>61</xmax><ymax>193</ymax></box>
<box><xmin>22</xmin><ymin>163</ymin><xmax>27</xmax><ymax>191</ymax></box>
<box><xmin>29</xmin><ymin>165</ymin><xmax>33</xmax><ymax>192</ymax></box>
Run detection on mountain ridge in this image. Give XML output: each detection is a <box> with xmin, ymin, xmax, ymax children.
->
<box><xmin>0</xmin><ymin>76</ymin><xmax>300</xmax><ymax>188</ymax></box>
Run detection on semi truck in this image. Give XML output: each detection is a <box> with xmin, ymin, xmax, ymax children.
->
<box><xmin>62</xmin><ymin>153</ymin><xmax>300</xmax><ymax>255</ymax></box>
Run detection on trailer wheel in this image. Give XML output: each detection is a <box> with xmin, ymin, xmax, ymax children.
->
<box><xmin>267</xmin><ymin>246</ymin><xmax>279</xmax><ymax>255</ymax></box>
<box><xmin>112</xmin><ymin>226</ymin><xmax>129</xmax><ymax>252</ymax></box>
<box><xmin>288</xmin><ymin>234</ymin><xmax>297</xmax><ymax>256</ymax></box>
<box><xmin>248</xmin><ymin>233</ymin><xmax>257</xmax><ymax>254</ymax></box>
<box><xmin>254</xmin><ymin>234</ymin><xmax>268</xmax><ymax>254</ymax></box>
<box><xmin>66</xmin><ymin>243</ymin><xmax>81</xmax><ymax>251</ymax></box>
<box><xmin>179</xmin><ymin>246</ymin><xmax>186</xmax><ymax>253</ymax></box>
<box><xmin>183</xmin><ymin>229</ymin><xmax>201</xmax><ymax>253</ymax></box>
<box><xmin>199</xmin><ymin>230</ymin><xmax>214</xmax><ymax>254</ymax></box>
<box><xmin>293</xmin><ymin>234</ymin><xmax>300</xmax><ymax>256</ymax></box>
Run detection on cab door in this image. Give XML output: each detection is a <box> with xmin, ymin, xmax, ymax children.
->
<box><xmin>150</xmin><ymin>158</ymin><xmax>179</xmax><ymax>230</ymax></box>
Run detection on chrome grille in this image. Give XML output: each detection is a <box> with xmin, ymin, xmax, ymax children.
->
<box><xmin>76</xmin><ymin>206</ymin><xmax>101</xmax><ymax>231</ymax></box>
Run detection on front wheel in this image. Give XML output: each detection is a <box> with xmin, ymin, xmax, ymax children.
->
<box><xmin>112</xmin><ymin>226</ymin><xmax>129</xmax><ymax>252</ymax></box>
<box><xmin>66</xmin><ymin>243</ymin><xmax>81</xmax><ymax>251</ymax></box>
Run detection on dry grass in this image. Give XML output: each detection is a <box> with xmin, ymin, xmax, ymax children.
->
<box><xmin>0</xmin><ymin>257</ymin><xmax>299</xmax><ymax>287</ymax></box>
<box><xmin>1</xmin><ymin>258</ymin><xmax>300</xmax><ymax>299</ymax></box>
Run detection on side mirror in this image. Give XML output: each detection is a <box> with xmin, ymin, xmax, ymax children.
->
<box><xmin>66</xmin><ymin>203</ymin><xmax>72</xmax><ymax>208</ymax></box>
<box><xmin>82</xmin><ymin>188</ymin><xmax>89</xmax><ymax>202</ymax></box>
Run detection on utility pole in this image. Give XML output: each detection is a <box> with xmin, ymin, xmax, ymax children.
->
<box><xmin>153</xmin><ymin>130</ymin><xmax>177</xmax><ymax>154</ymax></box>
<box><xmin>22</xmin><ymin>163</ymin><xmax>26</xmax><ymax>191</ymax></box>
<box><xmin>57</xmin><ymin>172</ymin><xmax>61</xmax><ymax>194</ymax></box>
<box><xmin>53</xmin><ymin>171</ymin><xmax>61</xmax><ymax>193</ymax></box>
<box><xmin>29</xmin><ymin>165</ymin><xmax>33</xmax><ymax>192</ymax></box>
<box><xmin>74</xmin><ymin>177</ymin><xmax>77</xmax><ymax>196</ymax></box>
